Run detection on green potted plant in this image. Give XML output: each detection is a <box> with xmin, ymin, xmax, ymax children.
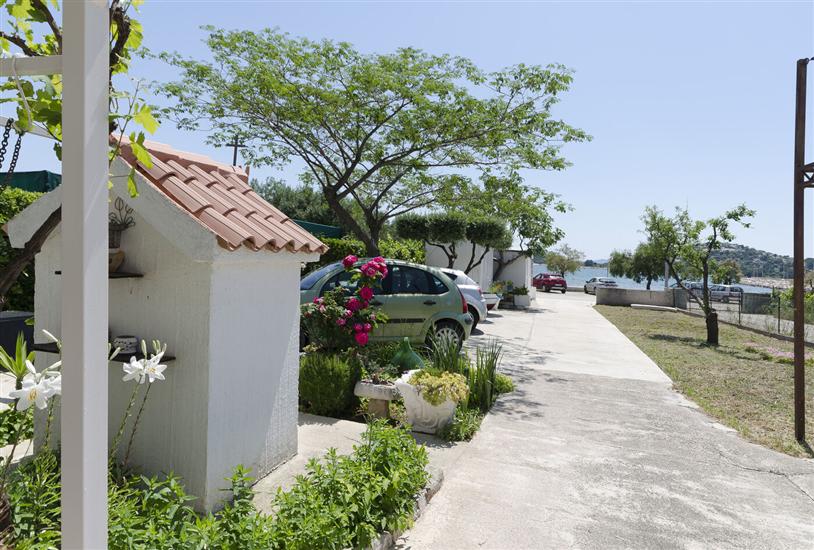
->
<box><xmin>512</xmin><ymin>286</ymin><xmax>531</xmax><ymax>308</ymax></box>
<box><xmin>395</xmin><ymin>368</ymin><xmax>468</xmax><ymax>434</ymax></box>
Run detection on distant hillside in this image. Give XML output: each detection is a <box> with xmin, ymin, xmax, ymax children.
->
<box><xmin>711</xmin><ymin>243</ymin><xmax>813</xmax><ymax>279</ymax></box>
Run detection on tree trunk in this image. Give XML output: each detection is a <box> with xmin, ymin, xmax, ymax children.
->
<box><xmin>646</xmin><ymin>279</ymin><xmax>652</xmax><ymax>290</ymax></box>
<box><xmin>493</xmin><ymin>251</ymin><xmax>523</xmax><ymax>281</ymax></box>
<box><xmin>322</xmin><ymin>188</ymin><xmax>379</xmax><ymax>256</ymax></box>
<box><xmin>447</xmin><ymin>242</ymin><xmax>457</xmax><ymax>268</ymax></box>
<box><xmin>705</xmin><ymin>310</ymin><xmax>719</xmax><ymax>345</ymax></box>
<box><xmin>0</xmin><ymin>207</ymin><xmax>62</xmax><ymax>308</ymax></box>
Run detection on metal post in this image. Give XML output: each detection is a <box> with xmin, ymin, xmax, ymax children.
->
<box><xmin>793</xmin><ymin>58</ymin><xmax>808</xmax><ymax>443</ymax></box>
<box><xmin>61</xmin><ymin>2</ymin><xmax>109</xmax><ymax>547</ymax></box>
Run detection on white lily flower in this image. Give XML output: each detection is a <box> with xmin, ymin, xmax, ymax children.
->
<box><xmin>44</xmin><ymin>374</ymin><xmax>61</xmax><ymax>397</ymax></box>
<box><xmin>25</xmin><ymin>359</ymin><xmax>36</xmax><ymax>377</ymax></box>
<box><xmin>9</xmin><ymin>375</ymin><xmax>52</xmax><ymax>411</ymax></box>
<box><xmin>143</xmin><ymin>353</ymin><xmax>166</xmax><ymax>383</ymax></box>
<box><xmin>122</xmin><ymin>356</ymin><xmax>146</xmax><ymax>384</ymax></box>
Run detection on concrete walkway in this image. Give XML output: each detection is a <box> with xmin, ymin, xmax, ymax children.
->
<box><xmin>399</xmin><ymin>292</ymin><xmax>814</xmax><ymax>549</ymax></box>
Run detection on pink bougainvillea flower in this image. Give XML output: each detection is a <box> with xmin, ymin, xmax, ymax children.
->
<box><xmin>347</xmin><ymin>298</ymin><xmax>362</xmax><ymax>311</ymax></box>
<box><xmin>355</xmin><ymin>332</ymin><xmax>369</xmax><ymax>346</ymax></box>
<box><xmin>359</xmin><ymin>286</ymin><xmax>374</xmax><ymax>301</ymax></box>
<box><xmin>364</xmin><ymin>323</ymin><xmax>372</xmax><ymax>333</ymax></box>
<box><xmin>354</xmin><ymin>323</ymin><xmax>363</xmax><ymax>332</ymax></box>
<box><xmin>342</xmin><ymin>255</ymin><xmax>358</xmax><ymax>269</ymax></box>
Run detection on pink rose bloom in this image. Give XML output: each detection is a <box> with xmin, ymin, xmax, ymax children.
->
<box><xmin>313</xmin><ymin>297</ymin><xmax>321</xmax><ymax>304</ymax></box>
<box><xmin>354</xmin><ymin>323</ymin><xmax>363</xmax><ymax>332</ymax></box>
<box><xmin>354</xmin><ymin>332</ymin><xmax>369</xmax><ymax>346</ymax></box>
<box><xmin>359</xmin><ymin>286</ymin><xmax>374</xmax><ymax>301</ymax></box>
<box><xmin>318</xmin><ymin>305</ymin><xmax>326</xmax><ymax>313</ymax></box>
<box><xmin>364</xmin><ymin>323</ymin><xmax>372</xmax><ymax>333</ymax></box>
<box><xmin>361</xmin><ymin>301</ymin><xmax>369</xmax><ymax>309</ymax></box>
<box><xmin>347</xmin><ymin>298</ymin><xmax>361</xmax><ymax>311</ymax></box>
<box><xmin>364</xmin><ymin>266</ymin><xmax>378</xmax><ymax>277</ymax></box>
<box><xmin>379</xmin><ymin>266</ymin><xmax>388</xmax><ymax>278</ymax></box>
<box><xmin>343</xmin><ymin>309</ymin><xmax>353</xmax><ymax>318</ymax></box>
<box><xmin>342</xmin><ymin>255</ymin><xmax>358</xmax><ymax>269</ymax></box>
<box><xmin>370</xmin><ymin>313</ymin><xmax>377</xmax><ymax>321</ymax></box>
<box><xmin>336</xmin><ymin>318</ymin><xmax>346</xmax><ymax>326</ymax></box>
<box><xmin>373</xmin><ymin>256</ymin><xmax>385</xmax><ymax>265</ymax></box>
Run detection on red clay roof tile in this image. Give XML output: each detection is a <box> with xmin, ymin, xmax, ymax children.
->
<box><xmin>118</xmin><ymin>139</ymin><xmax>327</xmax><ymax>255</ymax></box>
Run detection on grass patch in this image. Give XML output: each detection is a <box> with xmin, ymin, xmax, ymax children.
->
<box><xmin>596</xmin><ymin>305</ymin><xmax>814</xmax><ymax>458</ymax></box>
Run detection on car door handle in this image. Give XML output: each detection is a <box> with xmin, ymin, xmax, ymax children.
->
<box><xmin>423</xmin><ymin>300</ymin><xmax>436</xmax><ymax>306</ymax></box>
<box><xmin>370</xmin><ymin>300</ymin><xmax>383</xmax><ymax>306</ymax></box>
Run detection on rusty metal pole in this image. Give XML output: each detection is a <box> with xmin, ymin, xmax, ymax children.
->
<box><xmin>793</xmin><ymin>58</ymin><xmax>809</xmax><ymax>443</ymax></box>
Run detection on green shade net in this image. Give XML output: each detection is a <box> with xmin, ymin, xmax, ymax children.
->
<box><xmin>293</xmin><ymin>219</ymin><xmax>343</xmax><ymax>238</ymax></box>
<box><xmin>0</xmin><ymin>171</ymin><xmax>61</xmax><ymax>193</ymax></box>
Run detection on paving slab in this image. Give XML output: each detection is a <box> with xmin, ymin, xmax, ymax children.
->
<box><xmin>399</xmin><ymin>292</ymin><xmax>814</xmax><ymax>549</ymax></box>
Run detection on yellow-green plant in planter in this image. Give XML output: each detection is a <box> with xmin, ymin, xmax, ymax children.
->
<box><xmin>408</xmin><ymin>370</ymin><xmax>468</xmax><ymax>406</ymax></box>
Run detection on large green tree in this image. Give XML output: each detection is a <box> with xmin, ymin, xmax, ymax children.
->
<box><xmin>252</xmin><ymin>178</ymin><xmax>341</xmax><ymax>227</ymax></box>
<box><xmin>608</xmin><ymin>243</ymin><xmax>663</xmax><ymax>290</ymax></box>
<box><xmin>642</xmin><ymin>205</ymin><xmax>755</xmax><ymax>345</ymax></box>
<box><xmin>159</xmin><ymin>29</ymin><xmax>589</xmax><ymax>255</ymax></box>
<box><xmin>0</xmin><ymin>0</ymin><xmax>156</xmax><ymax>307</ymax></box>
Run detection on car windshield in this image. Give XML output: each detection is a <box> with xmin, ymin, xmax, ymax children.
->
<box><xmin>300</xmin><ymin>263</ymin><xmax>340</xmax><ymax>290</ymax></box>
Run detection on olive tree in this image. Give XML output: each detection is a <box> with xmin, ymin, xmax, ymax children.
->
<box><xmin>159</xmin><ymin>29</ymin><xmax>588</xmax><ymax>255</ymax></box>
<box><xmin>543</xmin><ymin>244</ymin><xmax>583</xmax><ymax>277</ymax></box>
<box><xmin>608</xmin><ymin>243</ymin><xmax>663</xmax><ymax>290</ymax></box>
<box><xmin>642</xmin><ymin>205</ymin><xmax>755</xmax><ymax>345</ymax></box>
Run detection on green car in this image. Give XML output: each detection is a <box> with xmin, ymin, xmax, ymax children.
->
<box><xmin>300</xmin><ymin>259</ymin><xmax>474</xmax><ymax>348</ymax></box>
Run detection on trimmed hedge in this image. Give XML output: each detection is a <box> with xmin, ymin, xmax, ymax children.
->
<box><xmin>309</xmin><ymin>237</ymin><xmax>425</xmax><ymax>272</ymax></box>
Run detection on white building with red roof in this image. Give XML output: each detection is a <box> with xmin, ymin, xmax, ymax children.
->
<box><xmin>6</xmin><ymin>140</ymin><xmax>326</xmax><ymax>510</ymax></box>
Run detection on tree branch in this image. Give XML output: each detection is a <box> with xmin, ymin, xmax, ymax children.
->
<box><xmin>0</xmin><ymin>31</ymin><xmax>37</xmax><ymax>57</ymax></box>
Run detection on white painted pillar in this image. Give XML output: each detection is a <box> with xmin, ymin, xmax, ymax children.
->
<box><xmin>61</xmin><ymin>2</ymin><xmax>109</xmax><ymax>548</ymax></box>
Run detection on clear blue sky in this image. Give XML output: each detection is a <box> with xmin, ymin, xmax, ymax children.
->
<box><xmin>7</xmin><ymin>1</ymin><xmax>814</xmax><ymax>259</ymax></box>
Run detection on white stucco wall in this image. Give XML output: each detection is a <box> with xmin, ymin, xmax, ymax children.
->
<box><xmin>27</xmin><ymin>185</ymin><xmax>314</xmax><ymax>510</ymax></box>
<box><xmin>205</xmin><ymin>249</ymin><xmax>302</xmax><ymax>508</ymax></box>
<box><xmin>494</xmin><ymin>250</ymin><xmax>533</xmax><ymax>291</ymax></box>
<box><xmin>424</xmin><ymin>242</ymin><xmax>494</xmax><ymax>288</ymax></box>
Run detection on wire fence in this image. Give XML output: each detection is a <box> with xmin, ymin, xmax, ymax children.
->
<box><xmin>685</xmin><ymin>288</ymin><xmax>812</xmax><ymax>342</ymax></box>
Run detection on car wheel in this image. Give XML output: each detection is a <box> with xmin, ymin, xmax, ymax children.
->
<box><xmin>561</xmin><ymin>288</ymin><xmax>567</xmax><ymax>294</ymax></box>
<box><xmin>468</xmin><ymin>306</ymin><xmax>480</xmax><ymax>332</ymax></box>
<box><xmin>584</xmin><ymin>286</ymin><xmax>588</xmax><ymax>294</ymax></box>
<box><xmin>544</xmin><ymin>287</ymin><xmax>551</xmax><ymax>293</ymax></box>
<box><xmin>431</xmin><ymin>321</ymin><xmax>464</xmax><ymax>350</ymax></box>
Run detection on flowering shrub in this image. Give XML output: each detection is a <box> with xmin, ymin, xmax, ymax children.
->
<box><xmin>302</xmin><ymin>255</ymin><xmax>388</xmax><ymax>349</ymax></box>
<box><xmin>408</xmin><ymin>369</ymin><xmax>469</xmax><ymax>406</ymax></box>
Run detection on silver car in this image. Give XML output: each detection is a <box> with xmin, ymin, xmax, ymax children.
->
<box><xmin>440</xmin><ymin>268</ymin><xmax>488</xmax><ymax>331</ymax></box>
<box><xmin>584</xmin><ymin>277</ymin><xmax>618</xmax><ymax>294</ymax></box>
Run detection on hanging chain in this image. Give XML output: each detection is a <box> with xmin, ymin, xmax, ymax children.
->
<box><xmin>0</xmin><ymin>119</ymin><xmax>23</xmax><ymax>191</ymax></box>
<box><xmin>0</xmin><ymin>119</ymin><xmax>12</xmax><ymax>172</ymax></box>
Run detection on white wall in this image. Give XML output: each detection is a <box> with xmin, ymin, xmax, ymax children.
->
<box><xmin>33</xmin><ymin>200</ymin><xmax>310</xmax><ymax>510</ymax></box>
<box><xmin>205</xmin><ymin>249</ymin><xmax>302</xmax><ymax>509</ymax></box>
<box><xmin>34</xmin><ymin>209</ymin><xmax>214</xmax><ymax>505</ymax></box>
<box><xmin>424</xmin><ymin>242</ymin><xmax>494</xmax><ymax>288</ymax></box>
<box><xmin>494</xmin><ymin>250</ymin><xmax>532</xmax><ymax>291</ymax></box>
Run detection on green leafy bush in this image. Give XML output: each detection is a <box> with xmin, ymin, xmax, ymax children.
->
<box><xmin>408</xmin><ymin>369</ymin><xmax>468</xmax><ymax>406</ymax></box>
<box><xmin>7</xmin><ymin>422</ymin><xmax>429</xmax><ymax>550</ymax></box>
<box><xmin>510</xmin><ymin>286</ymin><xmax>529</xmax><ymax>296</ymax></box>
<box><xmin>440</xmin><ymin>408</ymin><xmax>484</xmax><ymax>442</ymax></box>
<box><xmin>0</xmin><ymin>188</ymin><xmax>41</xmax><ymax>312</ymax></box>
<box><xmin>271</xmin><ymin>420</ymin><xmax>429</xmax><ymax>548</ymax></box>
<box><xmin>0</xmin><ymin>407</ymin><xmax>32</xmax><ymax>447</ymax></box>
<box><xmin>308</xmin><ymin>237</ymin><xmax>425</xmax><ymax>272</ymax></box>
<box><xmin>299</xmin><ymin>353</ymin><xmax>361</xmax><ymax>417</ymax></box>
<box><xmin>494</xmin><ymin>372</ymin><xmax>515</xmax><ymax>395</ymax></box>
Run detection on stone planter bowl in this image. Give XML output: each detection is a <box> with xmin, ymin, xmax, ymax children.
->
<box><xmin>394</xmin><ymin>370</ymin><xmax>456</xmax><ymax>435</ymax></box>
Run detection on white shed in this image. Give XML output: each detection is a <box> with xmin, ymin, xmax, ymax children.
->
<box><xmin>6</xmin><ymin>140</ymin><xmax>326</xmax><ymax>510</ymax></box>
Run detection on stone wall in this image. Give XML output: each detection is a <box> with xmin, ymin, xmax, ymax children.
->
<box><xmin>596</xmin><ymin>287</ymin><xmax>684</xmax><ymax>308</ymax></box>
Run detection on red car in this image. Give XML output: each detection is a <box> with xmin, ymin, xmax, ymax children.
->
<box><xmin>532</xmin><ymin>273</ymin><xmax>567</xmax><ymax>293</ymax></box>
